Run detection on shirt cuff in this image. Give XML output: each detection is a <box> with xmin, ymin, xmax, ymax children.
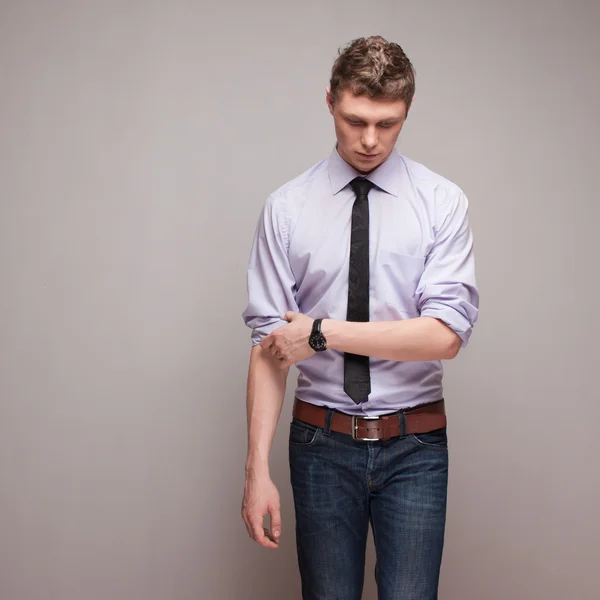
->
<box><xmin>250</xmin><ymin>318</ymin><xmax>288</xmax><ymax>346</ymax></box>
<box><xmin>420</xmin><ymin>303</ymin><xmax>477</xmax><ymax>347</ymax></box>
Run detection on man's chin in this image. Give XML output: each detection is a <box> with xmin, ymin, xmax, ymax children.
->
<box><xmin>353</xmin><ymin>155</ymin><xmax>385</xmax><ymax>173</ymax></box>
<box><xmin>338</xmin><ymin>147</ymin><xmax>387</xmax><ymax>173</ymax></box>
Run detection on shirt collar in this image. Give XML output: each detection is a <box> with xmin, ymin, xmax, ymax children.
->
<box><xmin>328</xmin><ymin>145</ymin><xmax>402</xmax><ymax>197</ymax></box>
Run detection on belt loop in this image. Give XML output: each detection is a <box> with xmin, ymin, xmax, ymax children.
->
<box><xmin>398</xmin><ymin>411</ymin><xmax>407</xmax><ymax>437</ymax></box>
<box><xmin>323</xmin><ymin>409</ymin><xmax>334</xmax><ymax>436</ymax></box>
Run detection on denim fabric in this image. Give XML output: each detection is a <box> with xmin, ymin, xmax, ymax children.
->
<box><xmin>289</xmin><ymin>414</ymin><xmax>448</xmax><ymax>600</ymax></box>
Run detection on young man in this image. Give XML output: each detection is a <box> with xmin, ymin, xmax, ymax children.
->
<box><xmin>241</xmin><ymin>36</ymin><xmax>479</xmax><ymax>600</ymax></box>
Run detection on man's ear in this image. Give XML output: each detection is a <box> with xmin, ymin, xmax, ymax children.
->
<box><xmin>325</xmin><ymin>87</ymin><xmax>334</xmax><ymax>115</ymax></box>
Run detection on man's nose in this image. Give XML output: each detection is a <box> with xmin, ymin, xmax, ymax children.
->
<box><xmin>361</xmin><ymin>127</ymin><xmax>378</xmax><ymax>150</ymax></box>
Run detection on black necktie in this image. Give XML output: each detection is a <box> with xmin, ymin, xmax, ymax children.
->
<box><xmin>344</xmin><ymin>177</ymin><xmax>374</xmax><ymax>404</ymax></box>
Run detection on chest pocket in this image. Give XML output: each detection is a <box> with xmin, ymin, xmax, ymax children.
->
<box><xmin>374</xmin><ymin>249</ymin><xmax>425</xmax><ymax>317</ymax></box>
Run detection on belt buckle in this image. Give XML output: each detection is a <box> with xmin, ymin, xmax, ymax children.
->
<box><xmin>352</xmin><ymin>415</ymin><xmax>380</xmax><ymax>441</ymax></box>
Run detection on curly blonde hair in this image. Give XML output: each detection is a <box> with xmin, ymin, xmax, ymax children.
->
<box><xmin>329</xmin><ymin>36</ymin><xmax>416</xmax><ymax>108</ymax></box>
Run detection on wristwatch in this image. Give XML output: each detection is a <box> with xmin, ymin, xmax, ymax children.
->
<box><xmin>308</xmin><ymin>318</ymin><xmax>328</xmax><ymax>352</ymax></box>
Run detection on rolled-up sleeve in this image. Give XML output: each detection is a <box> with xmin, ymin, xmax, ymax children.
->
<box><xmin>416</xmin><ymin>188</ymin><xmax>479</xmax><ymax>347</ymax></box>
<box><xmin>242</xmin><ymin>193</ymin><xmax>299</xmax><ymax>346</ymax></box>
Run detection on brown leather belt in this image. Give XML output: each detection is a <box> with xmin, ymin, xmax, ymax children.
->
<box><xmin>293</xmin><ymin>397</ymin><xmax>446</xmax><ymax>441</ymax></box>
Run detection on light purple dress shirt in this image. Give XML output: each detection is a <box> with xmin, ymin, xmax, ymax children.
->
<box><xmin>242</xmin><ymin>146</ymin><xmax>479</xmax><ymax>415</ymax></box>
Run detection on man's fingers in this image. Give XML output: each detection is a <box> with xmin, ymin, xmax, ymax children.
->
<box><xmin>251</xmin><ymin>522</ymin><xmax>278</xmax><ymax>548</ymax></box>
<box><xmin>260</xmin><ymin>335</ymin><xmax>274</xmax><ymax>349</ymax></box>
<box><xmin>244</xmin><ymin>508</ymin><xmax>279</xmax><ymax>548</ymax></box>
<box><xmin>270</xmin><ymin>506</ymin><xmax>282</xmax><ymax>540</ymax></box>
<box><xmin>241</xmin><ymin>482</ymin><xmax>281</xmax><ymax>549</ymax></box>
<box><xmin>263</xmin><ymin>527</ymin><xmax>279</xmax><ymax>545</ymax></box>
<box><xmin>251</xmin><ymin>522</ymin><xmax>263</xmax><ymax>541</ymax></box>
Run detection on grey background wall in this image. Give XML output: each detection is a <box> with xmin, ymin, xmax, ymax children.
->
<box><xmin>1</xmin><ymin>1</ymin><xmax>598</xmax><ymax>599</ymax></box>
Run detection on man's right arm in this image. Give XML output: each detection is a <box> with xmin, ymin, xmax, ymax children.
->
<box><xmin>241</xmin><ymin>192</ymin><xmax>298</xmax><ymax>548</ymax></box>
<box><xmin>241</xmin><ymin>344</ymin><xmax>289</xmax><ymax>549</ymax></box>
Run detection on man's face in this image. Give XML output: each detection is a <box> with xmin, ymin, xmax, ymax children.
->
<box><xmin>326</xmin><ymin>88</ymin><xmax>408</xmax><ymax>174</ymax></box>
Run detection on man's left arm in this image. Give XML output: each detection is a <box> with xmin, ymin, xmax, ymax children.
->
<box><xmin>261</xmin><ymin>188</ymin><xmax>479</xmax><ymax>366</ymax></box>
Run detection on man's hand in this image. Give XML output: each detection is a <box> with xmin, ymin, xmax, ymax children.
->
<box><xmin>241</xmin><ymin>473</ymin><xmax>281</xmax><ymax>549</ymax></box>
<box><xmin>260</xmin><ymin>311</ymin><xmax>315</xmax><ymax>369</ymax></box>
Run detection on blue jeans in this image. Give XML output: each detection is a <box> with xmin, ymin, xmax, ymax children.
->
<box><xmin>289</xmin><ymin>410</ymin><xmax>448</xmax><ymax>600</ymax></box>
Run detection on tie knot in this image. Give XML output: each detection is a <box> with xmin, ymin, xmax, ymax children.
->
<box><xmin>350</xmin><ymin>177</ymin><xmax>374</xmax><ymax>198</ymax></box>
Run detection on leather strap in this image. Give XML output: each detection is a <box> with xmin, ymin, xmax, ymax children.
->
<box><xmin>293</xmin><ymin>398</ymin><xmax>446</xmax><ymax>441</ymax></box>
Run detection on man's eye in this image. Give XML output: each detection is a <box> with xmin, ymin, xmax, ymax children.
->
<box><xmin>348</xmin><ymin>120</ymin><xmax>362</xmax><ymax>126</ymax></box>
<box><xmin>379</xmin><ymin>123</ymin><xmax>393</xmax><ymax>128</ymax></box>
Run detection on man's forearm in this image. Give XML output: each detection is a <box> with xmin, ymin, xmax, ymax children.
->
<box><xmin>321</xmin><ymin>316</ymin><xmax>461</xmax><ymax>362</ymax></box>
<box><xmin>245</xmin><ymin>344</ymin><xmax>289</xmax><ymax>477</ymax></box>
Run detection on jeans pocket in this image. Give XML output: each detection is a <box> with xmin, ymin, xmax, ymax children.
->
<box><xmin>289</xmin><ymin>419</ymin><xmax>321</xmax><ymax>446</ymax></box>
<box><xmin>410</xmin><ymin>427</ymin><xmax>448</xmax><ymax>449</ymax></box>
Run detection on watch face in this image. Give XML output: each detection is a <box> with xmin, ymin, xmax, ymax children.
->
<box><xmin>310</xmin><ymin>333</ymin><xmax>327</xmax><ymax>352</ymax></box>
